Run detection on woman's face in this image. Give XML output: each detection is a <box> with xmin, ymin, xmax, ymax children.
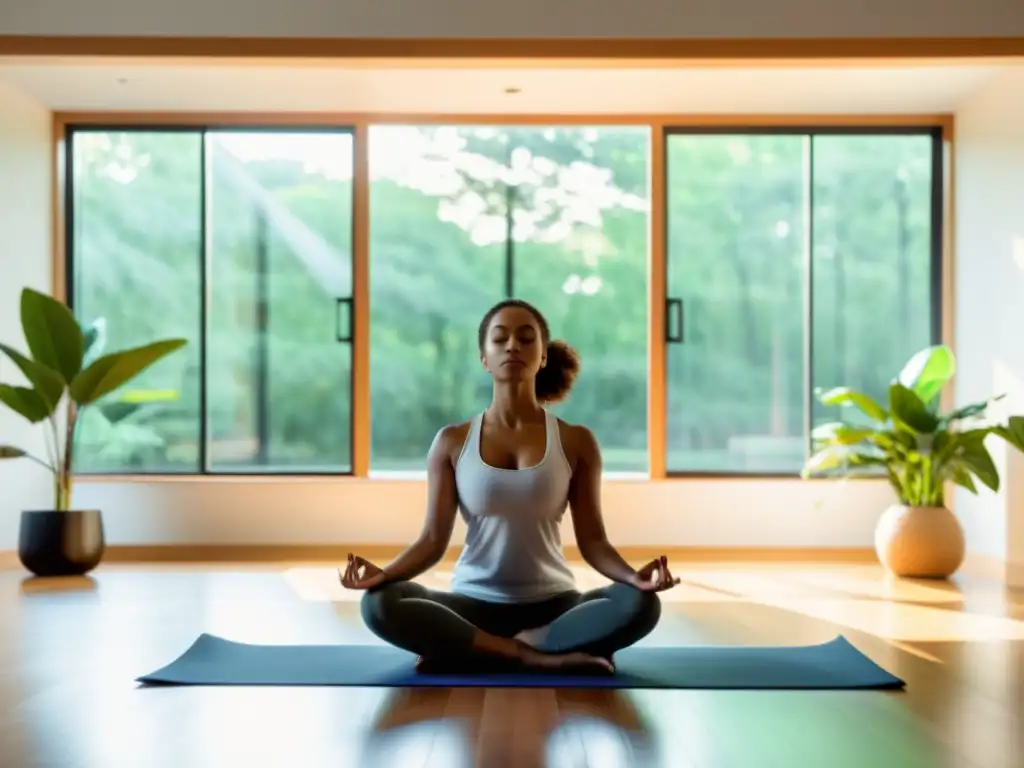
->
<box><xmin>481</xmin><ymin>306</ymin><xmax>546</xmax><ymax>384</ymax></box>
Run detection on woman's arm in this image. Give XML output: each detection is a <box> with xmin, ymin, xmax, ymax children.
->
<box><xmin>366</xmin><ymin>425</ymin><xmax>463</xmax><ymax>587</ymax></box>
<box><xmin>566</xmin><ymin>425</ymin><xmax>679</xmax><ymax>592</ymax></box>
<box><xmin>566</xmin><ymin>425</ymin><xmax>643</xmax><ymax>586</ymax></box>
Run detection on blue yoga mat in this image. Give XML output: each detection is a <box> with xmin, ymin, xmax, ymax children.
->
<box><xmin>136</xmin><ymin>634</ymin><xmax>904</xmax><ymax>690</ymax></box>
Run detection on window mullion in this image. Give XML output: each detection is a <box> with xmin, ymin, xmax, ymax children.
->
<box><xmin>803</xmin><ymin>133</ymin><xmax>816</xmax><ymax>464</ymax></box>
<box><xmin>199</xmin><ymin>130</ymin><xmax>210</xmax><ymax>475</ymax></box>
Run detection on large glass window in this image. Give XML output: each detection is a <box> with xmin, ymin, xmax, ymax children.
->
<box><xmin>368</xmin><ymin>125</ymin><xmax>651</xmax><ymax>473</ymax></box>
<box><xmin>69</xmin><ymin>130</ymin><xmax>204</xmax><ymax>473</ymax></box>
<box><xmin>65</xmin><ymin>122</ymin><xmax>941</xmax><ymax>478</ymax></box>
<box><xmin>809</xmin><ymin>133</ymin><xmax>938</xmax><ymax>434</ymax></box>
<box><xmin>68</xmin><ymin>127</ymin><xmax>355</xmax><ymax>474</ymax></box>
<box><xmin>664</xmin><ymin>128</ymin><xmax>940</xmax><ymax>475</ymax></box>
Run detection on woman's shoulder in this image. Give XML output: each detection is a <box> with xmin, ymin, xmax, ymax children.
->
<box><xmin>554</xmin><ymin>415</ymin><xmax>598</xmax><ymax>442</ymax></box>
<box><xmin>554</xmin><ymin>416</ymin><xmax>600</xmax><ymax>466</ymax></box>
<box><xmin>429</xmin><ymin>419</ymin><xmax>474</xmax><ymax>462</ymax></box>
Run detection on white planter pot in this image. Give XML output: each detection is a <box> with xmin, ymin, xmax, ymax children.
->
<box><xmin>874</xmin><ymin>504</ymin><xmax>965</xmax><ymax>579</ymax></box>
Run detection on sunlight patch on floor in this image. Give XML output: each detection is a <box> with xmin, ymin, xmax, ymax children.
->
<box><xmin>762</xmin><ymin>568</ymin><xmax>967</xmax><ymax>604</ymax></box>
<box><xmin>676</xmin><ymin>570</ymin><xmax>844</xmax><ymax>599</ymax></box>
<box><xmin>282</xmin><ymin>563</ymin><xmax>1024</xmax><ymax>644</ymax></box>
<box><xmin>283</xmin><ymin>567</ymin><xmax>443</xmax><ymax>602</ymax></box>
<box><xmin>675</xmin><ymin>566</ymin><xmax>974</xmax><ymax>606</ymax></box>
<box><xmin>759</xmin><ymin>598</ymin><xmax>1024</xmax><ymax>642</ymax></box>
<box><xmin>883</xmin><ymin>640</ymin><xmax>947</xmax><ymax>664</ymax></box>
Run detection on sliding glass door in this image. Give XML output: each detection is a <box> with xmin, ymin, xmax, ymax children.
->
<box><xmin>664</xmin><ymin>128</ymin><xmax>940</xmax><ymax>475</ymax></box>
<box><xmin>67</xmin><ymin>127</ymin><xmax>356</xmax><ymax>474</ymax></box>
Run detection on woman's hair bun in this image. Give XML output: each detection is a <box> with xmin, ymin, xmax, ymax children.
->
<box><xmin>535</xmin><ymin>339</ymin><xmax>580</xmax><ymax>404</ymax></box>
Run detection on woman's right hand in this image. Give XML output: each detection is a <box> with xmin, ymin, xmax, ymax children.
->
<box><xmin>339</xmin><ymin>553</ymin><xmax>387</xmax><ymax>590</ymax></box>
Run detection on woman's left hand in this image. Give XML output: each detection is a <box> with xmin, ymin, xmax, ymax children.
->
<box><xmin>630</xmin><ymin>555</ymin><xmax>681</xmax><ymax>592</ymax></box>
<box><xmin>339</xmin><ymin>553</ymin><xmax>387</xmax><ymax>590</ymax></box>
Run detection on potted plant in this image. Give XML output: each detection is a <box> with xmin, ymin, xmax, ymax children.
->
<box><xmin>0</xmin><ymin>288</ymin><xmax>187</xmax><ymax>577</ymax></box>
<box><xmin>803</xmin><ymin>344</ymin><xmax>1024</xmax><ymax>579</ymax></box>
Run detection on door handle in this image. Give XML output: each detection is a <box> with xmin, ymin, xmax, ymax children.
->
<box><xmin>666</xmin><ymin>297</ymin><xmax>684</xmax><ymax>343</ymax></box>
<box><xmin>335</xmin><ymin>297</ymin><xmax>353</xmax><ymax>343</ymax></box>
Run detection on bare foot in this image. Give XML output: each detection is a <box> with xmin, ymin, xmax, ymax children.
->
<box><xmin>520</xmin><ymin>646</ymin><xmax>615</xmax><ymax>674</ymax></box>
<box><xmin>467</xmin><ymin>629</ymin><xmax>614</xmax><ymax>674</ymax></box>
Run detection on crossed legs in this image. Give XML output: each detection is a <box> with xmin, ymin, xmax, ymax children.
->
<box><xmin>360</xmin><ymin>580</ymin><xmax>661</xmax><ymax>670</ymax></box>
<box><xmin>534</xmin><ymin>583</ymin><xmax>662</xmax><ymax>658</ymax></box>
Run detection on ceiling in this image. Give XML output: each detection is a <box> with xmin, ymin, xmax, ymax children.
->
<box><xmin>0</xmin><ymin>57</ymin><xmax>1012</xmax><ymax>114</ymax></box>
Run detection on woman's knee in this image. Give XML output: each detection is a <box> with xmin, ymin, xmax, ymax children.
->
<box><xmin>359</xmin><ymin>581</ymin><xmax>407</xmax><ymax>636</ymax></box>
<box><xmin>608</xmin><ymin>582</ymin><xmax>662</xmax><ymax>629</ymax></box>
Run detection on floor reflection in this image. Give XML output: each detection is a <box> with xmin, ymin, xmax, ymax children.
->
<box><xmin>20</xmin><ymin>574</ymin><xmax>99</xmax><ymax>595</ymax></box>
<box><xmin>358</xmin><ymin>686</ymin><xmax>655</xmax><ymax>768</ymax></box>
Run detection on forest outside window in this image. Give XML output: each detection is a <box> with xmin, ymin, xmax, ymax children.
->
<box><xmin>63</xmin><ymin>121</ymin><xmax>942</xmax><ymax>478</ymax></box>
<box><xmin>367</xmin><ymin>125</ymin><xmax>651</xmax><ymax>474</ymax></box>
<box><xmin>664</xmin><ymin>127</ymin><xmax>942</xmax><ymax>476</ymax></box>
<box><xmin>67</xmin><ymin>127</ymin><xmax>356</xmax><ymax>474</ymax></box>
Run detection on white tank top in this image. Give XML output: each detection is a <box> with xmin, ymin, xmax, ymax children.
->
<box><xmin>449</xmin><ymin>409</ymin><xmax>577</xmax><ymax>603</ymax></box>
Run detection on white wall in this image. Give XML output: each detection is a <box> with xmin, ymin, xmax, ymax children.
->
<box><xmin>1</xmin><ymin>0</ymin><xmax>1022</xmax><ymax>39</ymax></box>
<box><xmin>0</xmin><ymin>79</ymin><xmax>53</xmax><ymax>551</ymax></box>
<box><xmin>71</xmin><ymin>476</ymin><xmax>895</xmax><ymax>549</ymax></box>
<box><xmin>0</xmin><ymin>36</ymin><xmax>930</xmax><ymax>554</ymax></box>
<box><xmin>954</xmin><ymin>67</ymin><xmax>1024</xmax><ymax>585</ymax></box>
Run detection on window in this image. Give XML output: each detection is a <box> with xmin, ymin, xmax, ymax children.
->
<box><xmin>664</xmin><ymin>128</ymin><xmax>941</xmax><ymax>475</ymax></box>
<box><xmin>69</xmin><ymin>130</ymin><xmax>204</xmax><ymax>473</ymax></box>
<box><xmin>368</xmin><ymin>125</ymin><xmax>651</xmax><ymax>473</ymax></box>
<box><xmin>65</xmin><ymin>121</ymin><xmax>942</xmax><ymax>479</ymax></box>
<box><xmin>68</xmin><ymin>127</ymin><xmax>355</xmax><ymax>474</ymax></box>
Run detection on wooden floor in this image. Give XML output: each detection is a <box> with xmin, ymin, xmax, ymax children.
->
<box><xmin>2</xmin><ymin>559</ymin><xmax>1022</xmax><ymax>768</ymax></box>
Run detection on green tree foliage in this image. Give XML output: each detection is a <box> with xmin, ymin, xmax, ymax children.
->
<box><xmin>66</xmin><ymin>125</ymin><xmax>937</xmax><ymax>474</ymax></box>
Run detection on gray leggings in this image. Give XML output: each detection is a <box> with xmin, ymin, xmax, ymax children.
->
<box><xmin>360</xmin><ymin>580</ymin><xmax>661</xmax><ymax>660</ymax></box>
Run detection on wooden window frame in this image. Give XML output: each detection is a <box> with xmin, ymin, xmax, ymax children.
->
<box><xmin>52</xmin><ymin>111</ymin><xmax>955</xmax><ymax>482</ymax></box>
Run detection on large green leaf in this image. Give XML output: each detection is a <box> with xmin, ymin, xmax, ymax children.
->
<box><xmin>898</xmin><ymin>344</ymin><xmax>955</xmax><ymax>405</ymax></box>
<box><xmin>994</xmin><ymin>416</ymin><xmax>1024</xmax><ymax>453</ymax></box>
<box><xmin>0</xmin><ymin>445</ymin><xmax>27</xmax><ymax>459</ymax></box>
<box><xmin>0</xmin><ymin>384</ymin><xmax>50</xmax><ymax>423</ymax></box>
<box><xmin>810</xmin><ymin>421</ymin><xmax>877</xmax><ymax>446</ymax></box>
<box><xmin>889</xmin><ymin>383</ymin><xmax>940</xmax><ymax>433</ymax></box>
<box><xmin>816</xmin><ymin>387</ymin><xmax>888</xmax><ymax>422</ymax></box>
<box><xmin>844</xmin><ymin>453</ymin><xmax>889</xmax><ymax>471</ymax></box>
<box><xmin>802</xmin><ymin>447</ymin><xmax>846</xmax><ymax>477</ymax></box>
<box><xmin>935</xmin><ymin>427</ymin><xmax>990</xmax><ymax>467</ymax></box>
<box><xmin>99</xmin><ymin>389</ymin><xmax>180</xmax><ymax>425</ymax></box>
<box><xmin>952</xmin><ymin>466</ymin><xmax>978</xmax><ymax>495</ymax></box>
<box><xmin>0</xmin><ymin>343</ymin><xmax>65</xmax><ymax>414</ymax></box>
<box><xmin>69</xmin><ymin>339</ymin><xmax>188</xmax><ymax>405</ymax></box>
<box><xmin>20</xmin><ymin>288</ymin><xmax>84</xmax><ymax>383</ymax></box>
<box><xmin>958</xmin><ymin>427</ymin><xmax>994</xmax><ymax>447</ymax></box>
<box><xmin>958</xmin><ymin>443</ymin><xmax>1000</xmax><ymax>492</ymax></box>
<box><xmin>802</xmin><ymin>445</ymin><xmax>882</xmax><ymax>477</ymax></box>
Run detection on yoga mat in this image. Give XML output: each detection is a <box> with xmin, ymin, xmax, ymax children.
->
<box><xmin>137</xmin><ymin>634</ymin><xmax>904</xmax><ymax>690</ymax></box>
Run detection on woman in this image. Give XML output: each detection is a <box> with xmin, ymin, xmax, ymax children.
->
<box><xmin>341</xmin><ymin>299</ymin><xmax>679</xmax><ymax>674</ymax></box>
